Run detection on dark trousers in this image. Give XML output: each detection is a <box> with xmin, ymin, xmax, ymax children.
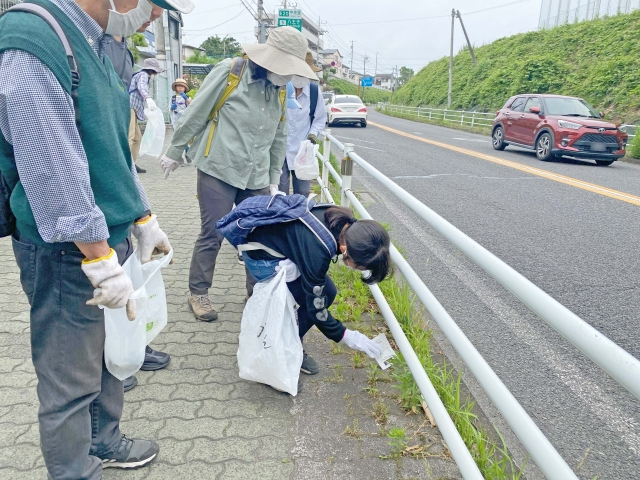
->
<box><xmin>278</xmin><ymin>159</ymin><xmax>310</xmax><ymax>197</ymax></box>
<box><xmin>288</xmin><ymin>275</ymin><xmax>337</xmax><ymax>339</ymax></box>
<box><xmin>12</xmin><ymin>232</ymin><xmax>133</xmax><ymax>480</ymax></box>
<box><xmin>189</xmin><ymin>169</ymin><xmax>270</xmax><ymax>296</ymax></box>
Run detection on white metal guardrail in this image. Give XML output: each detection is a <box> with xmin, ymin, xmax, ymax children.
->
<box><xmin>379</xmin><ymin>103</ymin><xmax>494</xmax><ymax>129</ymax></box>
<box><xmin>315</xmin><ymin>128</ymin><xmax>640</xmax><ymax>479</ymax></box>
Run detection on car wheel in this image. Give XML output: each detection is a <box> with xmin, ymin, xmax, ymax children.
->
<box><xmin>361</xmin><ymin>121</ymin><xmax>367</xmax><ymax>128</ymax></box>
<box><xmin>536</xmin><ymin>132</ymin><xmax>554</xmax><ymax>161</ymax></box>
<box><xmin>492</xmin><ymin>127</ymin><xmax>506</xmax><ymax>150</ymax></box>
<box><xmin>595</xmin><ymin>160</ymin><xmax>614</xmax><ymax>166</ymax></box>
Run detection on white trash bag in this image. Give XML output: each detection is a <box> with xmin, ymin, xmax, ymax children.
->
<box><xmin>103</xmin><ymin>247</ymin><xmax>173</xmax><ymax>380</ymax></box>
<box><xmin>293</xmin><ymin>139</ymin><xmax>320</xmax><ymax>181</ymax></box>
<box><xmin>139</xmin><ymin>108</ymin><xmax>166</xmax><ymax>159</ymax></box>
<box><xmin>237</xmin><ymin>268</ymin><xmax>303</xmax><ymax>395</ymax></box>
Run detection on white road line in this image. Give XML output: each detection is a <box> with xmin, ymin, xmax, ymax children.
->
<box><xmin>452</xmin><ymin>137</ymin><xmax>490</xmax><ymax>143</ymax></box>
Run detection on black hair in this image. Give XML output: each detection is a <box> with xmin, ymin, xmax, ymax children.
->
<box><xmin>325</xmin><ymin>207</ymin><xmax>392</xmax><ymax>285</ymax></box>
<box><xmin>142</xmin><ymin>69</ymin><xmax>157</xmax><ymax>77</ymax></box>
<box><xmin>249</xmin><ymin>60</ymin><xmax>268</xmax><ymax>81</ymax></box>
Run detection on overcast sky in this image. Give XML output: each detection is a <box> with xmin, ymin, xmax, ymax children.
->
<box><xmin>182</xmin><ymin>0</ymin><xmax>543</xmax><ymax>74</ymax></box>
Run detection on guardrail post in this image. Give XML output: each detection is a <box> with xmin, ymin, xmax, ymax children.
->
<box><xmin>417</xmin><ymin>106</ymin><xmax>421</xmax><ymax>118</ymax></box>
<box><xmin>443</xmin><ymin>109</ymin><xmax>447</xmax><ymax>122</ymax></box>
<box><xmin>321</xmin><ymin>128</ymin><xmax>332</xmax><ymax>202</ymax></box>
<box><xmin>460</xmin><ymin>111</ymin><xmax>464</xmax><ymax>125</ymax></box>
<box><xmin>429</xmin><ymin>108</ymin><xmax>432</xmax><ymax>120</ymax></box>
<box><xmin>471</xmin><ymin>111</ymin><xmax>476</xmax><ymax>127</ymax></box>
<box><xmin>340</xmin><ymin>143</ymin><xmax>355</xmax><ymax>208</ymax></box>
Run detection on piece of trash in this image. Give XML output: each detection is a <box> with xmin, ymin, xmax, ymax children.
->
<box><xmin>372</xmin><ymin>333</ymin><xmax>396</xmax><ymax>370</ymax></box>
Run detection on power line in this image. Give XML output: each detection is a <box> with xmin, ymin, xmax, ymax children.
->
<box><xmin>183</xmin><ymin>9</ymin><xmax>249</xmax><ymax>33</ymax></box>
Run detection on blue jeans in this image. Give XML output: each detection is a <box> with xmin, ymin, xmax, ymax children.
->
<box><xmin>13</xmin><ymin>232</ymin><xmax>133</xmax><ymax>480</ymax></box>
<box><xmin>242</xmin><ymin>253</ymin><xmax>279</xmax><ymax>282</ymax></box>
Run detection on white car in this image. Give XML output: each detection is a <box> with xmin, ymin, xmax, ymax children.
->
<box><xmin>328</xmin><ymin>95</ymin><xmax>367</xmax><ymax>127</ymax></box>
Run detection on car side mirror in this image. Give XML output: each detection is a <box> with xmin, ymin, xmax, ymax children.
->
<box><xmin>599</xmin><ymin>112</ymin><xmax>605</xmax><ymax>119</ymax></box>
<box><xmin>529</xmin><ymin>106</ymin><xmax>541</xmax><ymax>114</ymax></box>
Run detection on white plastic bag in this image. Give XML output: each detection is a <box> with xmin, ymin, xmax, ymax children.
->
<box><xmin>293</xmin><ymin>140</ymin><xmax>320</xmax><ymax>180</ymax></box>
<box><xmin>237</xmin><ymin>268</ymin><xmax>303</xmax><ymax>395</ymax></box>
<box><xmin>103</xmin><ymin>247</ymin><xmax>173</xmax><ymax>380</ymax></box>
<box><xmin>139</xmin><ymin>108</ymin><xmax>166</xmax><ymax>158</ymax></box>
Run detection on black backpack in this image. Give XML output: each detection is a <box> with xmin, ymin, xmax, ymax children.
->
<box><xmin>0</xmin><ymin>2</ymin><xmax>80</xmax><ymax>238</ymax></box>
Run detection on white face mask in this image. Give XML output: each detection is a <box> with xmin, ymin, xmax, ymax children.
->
<box><xmin>291</xmin><ymin>75</ymin><xmax>310</xmax><ymax>88</ymax></box>
<box><xmin>267</xmin><ymin>72</ymin><xmax>294</xmax><ymax>87</ymax></box>
<box><xmin>106</xmin><ymin>0</ymin><xmax>153</xmax><ymax>37</ymax></box>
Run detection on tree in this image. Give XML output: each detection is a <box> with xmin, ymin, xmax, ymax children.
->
<box><xmin>128</xmin><ymin>33</ymin><xmax>148</xmax><ymax>62</ymax></box>
<box><xmin>399</xmin><ymin>66</ymin><xmax>414</xmax><ymax>86</ymax></box>
<box><xmin>200</xmin><ymin>35</ymin><xmax>242</xmax><ymax>59</ymax></box>
<box><xmin>186</xmin><ymin>50</ymin><xmax>218</xmax><ymax>65</ymax></box>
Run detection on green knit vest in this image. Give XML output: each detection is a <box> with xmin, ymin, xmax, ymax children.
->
<box><xmin>0</xmin><ymin>0</ymin><xmax>145</xmax><ymax>247</ymax></box>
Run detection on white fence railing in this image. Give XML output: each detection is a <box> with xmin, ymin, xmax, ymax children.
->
<box><xmin>379</xmin><ymin>103</ymin><xmax>494</xmax><ymax>129</ymax></box>
<box><xmin>315</xmin><ymin>128</ymin><xmax>640</xmax><ymax>479</ymax></box>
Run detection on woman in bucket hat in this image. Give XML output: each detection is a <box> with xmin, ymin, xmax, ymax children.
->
<box><xmin>170</xmin><ymin>78</ymin><xmax>191</xmax><ymax>129</ymax></box>
<box><xmin>159</xmin><ymin>26</ymin><xmax>317</xmax><ymax>322</ymax></box>
<box><xmin>128</xmin><ymin>58</ymin><xmax>165</xmax><ymax>172</ymax></box>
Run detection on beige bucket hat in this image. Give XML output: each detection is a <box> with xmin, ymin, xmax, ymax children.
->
<box><xmin>306</xmin><ymin>50</ymin><xmax>322</xmax><ymax>73</ymax></box>
<box><xmin>242</xmin><ymin>27</ymin><xmax>317</xmax><ymax>80</ymax></box>
<box><xmin>142</xmin><ymin>58</ymin><xmax>165</xmax><ymax>74</ymax></box>
<box><xmin>171</xmin><ymin>78</ymin><xmax>190</xmax><ymax>92</ymax></box>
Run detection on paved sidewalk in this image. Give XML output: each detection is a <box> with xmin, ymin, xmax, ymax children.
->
<box><xmin>0</xmin><ymin>130</ymin><xmax>460</xmax><ymax>479</ymax></box>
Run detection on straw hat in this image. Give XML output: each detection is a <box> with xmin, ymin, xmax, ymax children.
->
<box><xmin>306</xmin><ymin>50</ymin><xmax>322</xmax><ymax>73</ymax></box>
<box><xmin>172</xmin><ymin>78</ymin><xmax>190</xmax><ymax>92</ymax></box>
<box><xmin>151</xmin><ymin>0</ymin><xmax>195</xmax><ymax>13</ymax></box>
<box><xmin>242</xmin><ymin>27</ymin><xmax>317</xmax><ymax>80</ymax></box>
<box><xmin>142</xmin><ymin>58</ymin><xmax>165</xmax><ymax>74</ymax></box>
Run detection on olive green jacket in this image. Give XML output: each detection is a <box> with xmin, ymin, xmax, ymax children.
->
<box><xmin>165</xmin><ymin>58</ymin><xmax>287</xmax><ymax>189</ymax></box>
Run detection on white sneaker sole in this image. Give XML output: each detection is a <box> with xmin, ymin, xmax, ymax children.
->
<box><xmin>102</xmin><ymin>452</ymin><xmax>157</xmax><ymax>469</ymax></box>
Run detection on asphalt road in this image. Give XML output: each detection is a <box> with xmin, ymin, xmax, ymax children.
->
<box><xmin>328</xmin><ymin>109</ymin><xmax>640</xmax><ymax>480</ymax></box>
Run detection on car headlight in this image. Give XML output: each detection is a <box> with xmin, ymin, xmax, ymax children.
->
<box><xmin>558</xmin><ymin>120</ymin><xmax>582</xmax><ymax>129</ymax></box>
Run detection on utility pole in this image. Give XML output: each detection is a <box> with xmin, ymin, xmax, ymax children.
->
<box><xmin>258</xmin><ymin>0</ymin><xmax>266</xmax><ymax>44</ymax></box>
<box><xmin>448</xmin><ymin>8</ymin><xmax>454</xmax><ymax>108</ymax></box>
<box><xmin>363</xmin><ymin>55</ymin><xmax>368</xmax><ymax>77</ymax></box>
<box><xmin>350</xmin><ymin>40</ymin><xmax>354</xmax><ymax>71</ymax></box>
<box><xmin>456</xmin><ymin>11</ymin><xmax>477</xmax><ymax>66</ymax></box>
<box><xmin>374</xmin><ymin>52</ymin><xmax>378</xmax><ymax>75</ymax></box>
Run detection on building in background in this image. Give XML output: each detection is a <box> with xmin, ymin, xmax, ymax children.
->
<box><xmin>539</xmin><ymin>0</ymin><xmax>640</xmax><ymax>29</ymax></box>
<box><xmin>0</xmin><ymin>0</ymin><xmax>21</xmax><ymax>12</ymax></box>
<box><xmin>182</xmin><ymin>44</ymin><xmax>204</xmax><ymax>61</ymax></box>
<box><xmin>320</xmin><ymin>48</ymin><xmax>345</xmax><ymax>79</ymax></box>
<box><xmin>374</xmin><ymin>73</ymin><xmax>394</xmax><ymax>90</ymax></box>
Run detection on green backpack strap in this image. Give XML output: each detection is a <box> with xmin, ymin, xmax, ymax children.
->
<box><xmin>204</xmin><ymin>56</ymin><xmax>247</xmax><ymax>157</ymax></box>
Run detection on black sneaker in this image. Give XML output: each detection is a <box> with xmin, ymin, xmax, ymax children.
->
<box><xmin>140</xmin><ymin>346</ymin><xmax>171</xmax><ymax>371</ymax></box>
<box><xmin>300</xmin><ymin>351</ymin><xmax>319</xmax><ymax>375</ymax></box>
<box><xmin>135</xmin><ymin>165</ymin><xmax>146</xmax><ymax>174</ymax></box>
<box><xmin>101</xmin><ymin>435</ymin><xmax>159</xmax><ymax>470</ymax></box>
<box><xmin>237</xmin><ymin>252</ymin><xmax>245</xmax><ymax>265</ymax></box>
<box><xmin>123</xmin><ymin>376</ymin><xmax>137</xmax><ymax>392</ymax></box>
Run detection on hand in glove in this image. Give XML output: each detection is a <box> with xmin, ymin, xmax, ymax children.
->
<box><xmin>342</xmin><ymin>329</ymin><xmax>381</xmax><ymax>358</ymax></box>
<box><xmin>275</xmin><ymin>259</ymin><xmax>300</xmax><ymax>282</ymax></box>
<box><xmin>269</xmin><ymin>184</ymin><xmax>279</xmax><ymax>196</ymax></box>
<box><xmin>82</xmin><ymin>250</ymin><xmax>136</xmax><ymax>320</ymax></box>
<box><xmin>131</xmin><ymin>214</ymin><xmax>172</xmax><ymax>264</ymax></box>
<box><xmin>160</xmin><ymin>155</ymin><xmax>180</xmax><ymax>179</ymax></box>
<box><xmin>307</xmin><ymin>134</ymin><xmax>317</xmax><ymax>145</ymax></box>
<box><xmin>145</xmin><ymin>98</ymin><xmax>157</xmax><ymax>111</ymax></box>
<box><xmin>170</xmin><ymin>102</ymin><xmax>177</xmax><ymax>112</ymax></box>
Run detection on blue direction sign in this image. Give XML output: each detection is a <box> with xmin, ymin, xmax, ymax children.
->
<box><xmin>361</xmin><ymin>76</ymin><xmax>373</xmax><ymax>87</ymax></box>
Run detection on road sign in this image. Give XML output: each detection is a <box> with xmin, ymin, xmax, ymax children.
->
<box><xmin>361</xmin><ymin>76</ymin><xmax>373</xmax><ymax>87</ymax></box>
<box><xmin>277</xmin><ymin>17</ymin><xmax>303</xmax><ymax>31</ymax></box>
<box><xmin>278</xmin><ymin>9</ymin><xmax>301</xmax><ymax>18</ymax></box>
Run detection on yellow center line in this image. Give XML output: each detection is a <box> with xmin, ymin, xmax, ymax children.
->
<box><xmin>369</xmin><ymin>121</ymin><xmax>640</xmax><ymax>207</ymax></box>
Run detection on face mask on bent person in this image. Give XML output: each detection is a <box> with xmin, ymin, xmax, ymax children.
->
<box><xmin>267</xmin><ymin>72</ymin><xmax>294</xmax><ymax>86</ymax></box>
<box><xmin>106</xmin><ymin>0</ymin><xmax>153</xmax><ymax>37</ymax></box>
<box><xmin>291</xmin><ymin>75</ymin><xmax>310</xmax><ymax>88</ymax></box>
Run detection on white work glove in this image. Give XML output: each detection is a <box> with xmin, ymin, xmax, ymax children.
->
<box><xmin>160</xmin><ymin>155</ymin><xmax>180</xmax><ymax>179</ymax></box>
<box><xmin>131</xmin><ymin>214</ymin><xmax>172</xmax><ymax>264</ymax></box>
<box><xmin>342</xmin><ymin>329</ymin><xmax>381</xmax><ymax>358</ymax></box>
<box><xmin>145</xmin><ymin>97</ymin><xmax>157</xmax><ymax>111</ymax></box>
<box><xmin>275</xmin><ymin>259</ymin><xmax>300</xmax><ymax>282</ymax></box>
<box><xmin>82</xmin><ymin>250</ymin><xmax>136</xmax><ymax>321</ymax></box>
<box><xmin>269</xmin><ymin>184</ymin><xmax>279</xmax><ymax>196</ymax></box>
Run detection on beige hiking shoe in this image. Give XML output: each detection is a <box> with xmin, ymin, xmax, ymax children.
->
<box><xmin>188</xmin><ymin>294</ymin><xmax>219</xmax><ymax>322</ymax></box>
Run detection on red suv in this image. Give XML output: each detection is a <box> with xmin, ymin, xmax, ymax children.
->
<box><xmin>492</xmin><ymin>94</ymin><xmax>627</xmax><ymax>166</ymax></box>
